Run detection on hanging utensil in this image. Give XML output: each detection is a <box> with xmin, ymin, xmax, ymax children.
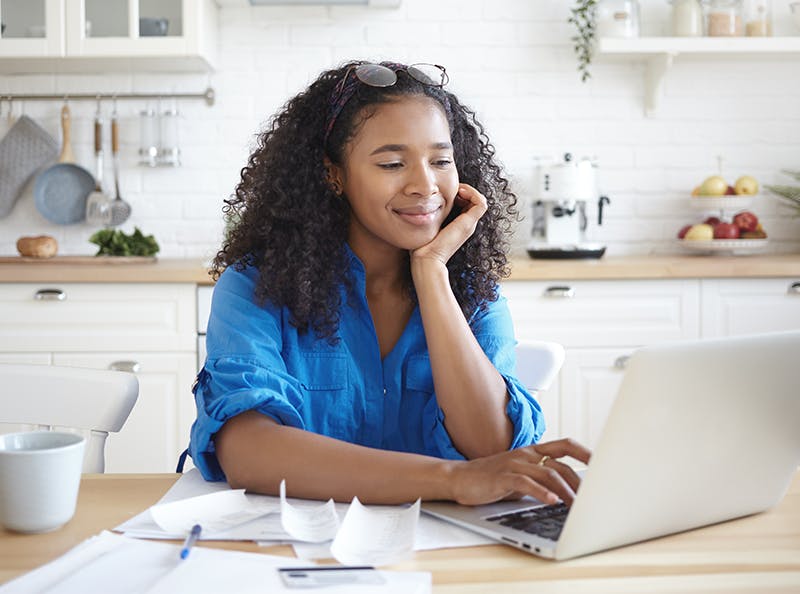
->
<box><xmin>108</xmin><ymin>106</ymin><xmax>131</xmax><ymax>226</ymax></box>
<box><xmin>85</xmin><ymin>100</ymin><xmax>112</xmax><ymax>226</ymax></box>
<box><xmin>33</xmin><ymin>103</ymin><xmax>95</xmax><ymax>225</ymax></box>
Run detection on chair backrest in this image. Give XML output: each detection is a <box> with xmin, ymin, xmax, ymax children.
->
<box><xmin>514</xmin><ymin>340</ymin><xmax>565</xmax><ymax>392</ymax></box>
<box><xmin>0</xmin><ymin>363</ymin><xmax>138</xmax><ymax>473</ymax></box>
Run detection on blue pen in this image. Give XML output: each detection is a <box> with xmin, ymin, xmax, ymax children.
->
<box><xmin>180</xmin><ymin>524</ymin><xmax>202</xmax><ymax>560</ymax></box>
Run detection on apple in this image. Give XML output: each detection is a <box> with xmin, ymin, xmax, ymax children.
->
<box><xmin>677</xmin><ymin>224</ymin><xmax>692</xmax><ymax>239</ymax></box>
<box><xmin>713</xmin><ymin>222</ymin><xmax>740</xmax><ymax>239</ymax></box>
<box><xmin>742</xmin><ymin>223</ymin><xmax>767</xmax><ymax>239</ymax></box>
<box><xmin>698</xmin><ymin>175</ymin><xmax>728</xmax><ymax>196</ymax></box>
<box><xmin>733</xmin><ymin>210</ymin><xmax>759</xmax><ymax>232</ymax></box>
<box><xmin>734</xmin><ymin>175</ymin><xmax>759</xmax><ymax>196</ymax></box>
<box><xmin>703</xmin><ymin>216</ymin><xmax>722</xmax><ymax>226</ymax></box>
<box><xmin>684</xmin><ymin>223</ymin><xmax>714</xmax><ymax>241</ymax></box>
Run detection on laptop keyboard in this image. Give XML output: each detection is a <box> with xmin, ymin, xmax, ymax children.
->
<box><xmin>484</xmin><ymin>503</ymin><xmax>569</xmax><ymax>541</ymax></box>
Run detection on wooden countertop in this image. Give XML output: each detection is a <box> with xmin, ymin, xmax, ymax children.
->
<box><xmin>0</xmin><ymin>254</ymin><xmax>799</xmax><ymax>284</ymax></box>
<box><xmin>0</xmin><ymin>257</ymin><xmax>214</xmax><ymax>284</ymax></box>
<box><xmin>2</xmin><ymin>473</ymin><xmax>799</xmax><ymax>593</ymax></box>
<box><xmin>506</xmin><ymin>253</ymin><xmax>800</xmax><ymax>281</ymax></box>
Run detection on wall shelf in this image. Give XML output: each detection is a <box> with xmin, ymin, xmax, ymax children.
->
<box><xmin>597</xmin><ymin>36</ymin><xmax>800</xmax><ymax>117</ymax></box>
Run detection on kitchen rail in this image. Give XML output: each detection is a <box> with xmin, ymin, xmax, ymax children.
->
<box><xmin>1</xmin><ymin>87</ymin><xmax>215</xmax><ymax>107</ymax></box>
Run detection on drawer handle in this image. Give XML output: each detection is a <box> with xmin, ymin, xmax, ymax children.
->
<box><xmin>109</xmin><ymin>361</ymin><xmax>140</xmax><ymax>374</ymax></box>
<box><xmin>614</xmin><ymin>355</ymin><xmax>631</xmax><ymax>370</ymax></box>
<box><xmin>789</xmin><ymin>282</ymin><xmax>800</xmax><ymax>296</ymax></box>
<box><xmin>543</xmin><ymin>286</ymin><xmax>575</xmax><ymax>298</ymax></box>
<box><xmin>34</xmin><ymin>289</ymin><xmax>66</xmax><ymax>301</ymax></box>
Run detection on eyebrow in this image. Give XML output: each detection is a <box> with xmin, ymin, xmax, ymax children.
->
<box><xmin>369</xmin><ymin>142</ymin><xmax>453</xmax><ymax>156</ymax></box>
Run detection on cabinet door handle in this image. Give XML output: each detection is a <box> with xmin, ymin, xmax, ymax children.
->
<box><xmin>109</xmin><ymin>361</ymin><xmax>140</xmax><ymax>373</ymax></box>
<box><xmin>789</xmin><ymin>282</ymin><xmax>800</xmax><ymax>296</ymax></box>
<box><xmin>614</xmin><ymin>355</ymin><xmax>631</xmax><ymax>370</ymax></box>
<box><xmin>543</xmin><ymin>286</ymin><xmax>575</xmax><ymax>298</ymax></box>
<box><xmin>34</xmin><ymin>288</ymin><xmax>66</xmax><ymax>301</ymax></box>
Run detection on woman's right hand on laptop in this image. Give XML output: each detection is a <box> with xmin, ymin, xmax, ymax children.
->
<box><xmin>444</xmin><ymin>438</ymin><xmax>591</xmax><ymax>507</ymax></box>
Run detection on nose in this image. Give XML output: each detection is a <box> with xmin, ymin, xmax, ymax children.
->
<box><xmin>403</xmin><ymin>161</ymin><xmax>439</xmax><ymax>198</ymax></box>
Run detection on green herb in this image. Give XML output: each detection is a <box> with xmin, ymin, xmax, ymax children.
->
<box><xmin>89</xmin><ymin>227</ymin><xmax>160</xmax><ymax>257</ymax></box>
<box><xmin>569</xmin><ymin>0</ymin><xmax>598</xmax><ymax>83</ymax></box>
<box><xmin>765</xmin><ymin>169</ymin><xmax>800</xmax><ymax>217</ymax></box>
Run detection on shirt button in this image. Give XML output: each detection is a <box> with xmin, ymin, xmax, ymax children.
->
<box><xmin>383</xmin><ymin>388</ymin><xmax>387</xmax><ymax>396</ymax></box>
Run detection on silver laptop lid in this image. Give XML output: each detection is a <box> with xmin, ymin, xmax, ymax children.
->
<box><xmin>556</xmin><ymin>331</ymin><xmax>800</xmax><ymax>560</ymax></box>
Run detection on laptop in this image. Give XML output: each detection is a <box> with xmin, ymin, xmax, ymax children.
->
<box><xmin>422</xmin><ymin>331</ymin><xmax>800</xmax><ymax>560</ymax></box>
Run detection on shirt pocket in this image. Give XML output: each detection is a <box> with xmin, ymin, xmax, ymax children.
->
<box><xmin>405</xmin><ymin>354</ymin><xmax>434</xmax><ymax>394</ymax></box>
<box><xmin>297</xmin><ymin>351</ymin><xmax>355</xmax><ymax>439</ymax></box>
<box><xmin>299</xmin><ymin>352</ymin><xmax>348</xmax><ymax>391</ymax></box>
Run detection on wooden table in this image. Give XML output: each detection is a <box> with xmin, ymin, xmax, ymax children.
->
<box><xmin>1</xmin><ymin>473</ymin><xmax>799</xmax><ymax>593</ymax></box>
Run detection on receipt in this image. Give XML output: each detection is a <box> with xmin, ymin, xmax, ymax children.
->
<box><xmin>279</xmin><ymin>480</ymin><xmax>340</xmax><ymax>543</ymax></box>
<box><xmin>330</xmin><ymin>497</ymin><xmax>420</xmax><ymax>566</ymax></box>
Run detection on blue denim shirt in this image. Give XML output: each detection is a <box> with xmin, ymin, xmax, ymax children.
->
<box><xmin>188</xmin><ymin>249</ymin><xmax>545</xmax><ymax>480</ymax></box>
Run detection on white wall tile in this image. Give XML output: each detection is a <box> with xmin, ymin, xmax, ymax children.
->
<box><xmin>0</xmin><ymin>0</ymin><xmax>798</xmax><ymax>257</ymax></box>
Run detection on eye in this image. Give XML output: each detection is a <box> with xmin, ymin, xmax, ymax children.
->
<box><xmin>378</xmin><ymin>162</ymin><xmax>403</xmax><ymax>170</ymax></box>
<box><xmin>433</xmin><ymin>158</ymin><xmax>453</xmax><ymax>167</ymax></box>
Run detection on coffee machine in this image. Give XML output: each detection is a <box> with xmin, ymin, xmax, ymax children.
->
<box><xmin>527</xmin><ymin>153</ymin><xmax>610</xmax><ymax>259</ymax></box>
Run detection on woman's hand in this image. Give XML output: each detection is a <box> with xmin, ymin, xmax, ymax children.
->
<box><xmin>446</xmin><ymin>439</ymin><xmax>592</xmax><ymax>507</ymax></box>
<box><xmin>411</xmin><ymin>183</ymin><xmax>487</xmax><ymax>266</ymax></box>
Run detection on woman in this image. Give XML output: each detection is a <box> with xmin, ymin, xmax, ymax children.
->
<box><xmin>188</xmin><ymin>61</ymin><xmax>590</xmax><ymax>506</ymax></box>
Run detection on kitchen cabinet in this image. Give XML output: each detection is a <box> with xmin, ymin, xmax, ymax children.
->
<box><xmin>0</xmin><ymin>282</ymin><xmax>197</xmax><ymax>473</ymax></box>
<box><xmin>504</xmin><ymin>276</ymin><xmax>800</xmax><ymax>447</ymax></box>
<box><xmin>503</xmin><ymin>278</ymin><xmax>700</xmax><ymax>448</ymax></box>
<box><xmin>700</xmin><ymin>278</ymin><xmax>800</xmax><ymax>337</ymax></box>
<box><xmin>0</xmin><ymin>0</ymin><xmax>217</xmax><ymax>73</ymax></box>
<box><xmin>597</xmin><ymin>36</ymin><xmax>800</xmax><ymax>116</ymax></box>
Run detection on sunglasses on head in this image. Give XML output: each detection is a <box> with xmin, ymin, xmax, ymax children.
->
<box><xmin>324</xmin><ymin>62</ymin><xmax>449</xmax><ymax>146</ymax></box>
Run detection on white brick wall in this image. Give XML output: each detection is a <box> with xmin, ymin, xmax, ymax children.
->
<box><xmin>1</xmin><ymin>0</ymin><xmax>799</xmax><ymax>259</ymax></box>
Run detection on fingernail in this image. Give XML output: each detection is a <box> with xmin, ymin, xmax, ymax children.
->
<box><xmin>547</xmin><ymin>493</ymin><xmax>559</xmax><ymax>504</ymax></box>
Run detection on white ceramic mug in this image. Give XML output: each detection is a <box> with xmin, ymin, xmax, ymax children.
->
<box><xmin>0</xmin><ymin>431</ymin><xmax>85</xmax><ymax>533</ymax></box>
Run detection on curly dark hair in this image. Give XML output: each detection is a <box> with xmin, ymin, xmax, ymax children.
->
<box><xmin>213</xmin><ymin>60</ymin><xmax>519</xmax><ymax>342</ymax></box>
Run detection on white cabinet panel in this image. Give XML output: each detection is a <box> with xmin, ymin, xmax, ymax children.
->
<box><xmin>701</xmin><ymin>278</ymin><xmax>800</xmax><ymax>338</ymax></box>
<box><xmin>502</xmin><ymin>280</ymin><xmax>700</xmax><ymax>347</ymax></box>
<box><xmin>503</xmin><ymin>279</ymin><xmax>699</xmax><ymax>447</ymax></box>
<box><xmin>0</xmin><ymin>283</ymin><xmax>196</xmax><ymax>352</ymax></box>
<box><xmin>559</xmin><ymin>348</ymin><xmax>631</xmax><ymax>449</ymax></box>
<box><xmin>0</xmin><ymin>0</ymin><xmax>216</xmax><ymax>72</ymax></box>
<box><xmin>52</xmin><ymin>351</ymin><xmax>196</xmax><ymax>473</ymax></box>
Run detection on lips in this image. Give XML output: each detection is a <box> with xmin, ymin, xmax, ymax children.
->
<box><xmin>393</xmin><ymin>204</ymin><xmax>442</xmax><ymax>226</ymax></box>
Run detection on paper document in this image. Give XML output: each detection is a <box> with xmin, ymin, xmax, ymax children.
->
<box><xmin>0</xmin><ymin>532</ymin><xmax>430</xmax><ymax>594</ymax></box>
<box><xmin>330</xmin><ymin>497</ymin><xmax>420</xmax><ymax>566</ymax></box>
<box><xmin>151</xmin><ymin>489</ymin><xmax>278</xmax><ymax>534</ymax></box>
<box><xmin>279</xmin><ymin>480</ymin><xmax>340</xmax><ymax>542</ymax></box>
<box><xmin>116</xmin><ymin>469</ymin><xmax>492</xmax><ymax>558</ymax></box>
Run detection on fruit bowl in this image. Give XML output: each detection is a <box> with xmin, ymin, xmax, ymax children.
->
<box><xmin>688</xmin><ymin>195</ymin><xmax>757</xmax><ymax>211</ymax></box>
<box><xmin>676</xmin><ymin>238</ymin><xmax>769</xmax><ymax>255</ymax></box>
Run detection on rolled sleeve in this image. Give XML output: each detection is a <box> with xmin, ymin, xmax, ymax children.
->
<box><xmin>189</xmin><ymin>357</ymin><xmax>305</xmax><ymax>481</ymax></box>
<box><xmin>188</xmin><ymin>265</ymin><xmax>306</xmax><ymax>481</ymax></box>
<box><xmin>471</xmin><ymin>296</ymin><xmax>546</xmax><ymax>449</ymax></box>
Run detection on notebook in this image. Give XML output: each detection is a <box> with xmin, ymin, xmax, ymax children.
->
<box><xmin>422</xmin><ymin>331</ymin><xmax>800</xmax><ymax>560</ymax></box>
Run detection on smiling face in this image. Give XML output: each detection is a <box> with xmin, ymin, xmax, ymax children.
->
<box><xmin>331</xmin><ymin>95</ymin><xmax>459</xmax><ymax>255</ymax></box>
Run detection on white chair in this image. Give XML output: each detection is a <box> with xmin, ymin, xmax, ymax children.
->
<box><xmin>0</xmin><ymin>363</ymin><xmax>138</xmax><ymax>473</ymax></box>
<box><xmin>515</xmin><ymin>340</ymin><xmax>565</xmax><ymax>393</ymax></box>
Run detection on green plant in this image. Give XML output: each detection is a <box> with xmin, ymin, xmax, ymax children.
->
<box><xmin>569</xmin><ymin>0</ymin><xmax>598</xmax><ymax>82</ymax></box>
<box><xmin>765</xmin><ymin>169</ymin><xmax>800</xmax><ymax>216</ymax></box>
<box><xmin>89</xmin><ymin>227</ymin><xmax>160</xmax><ymax>257</ymax></box>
